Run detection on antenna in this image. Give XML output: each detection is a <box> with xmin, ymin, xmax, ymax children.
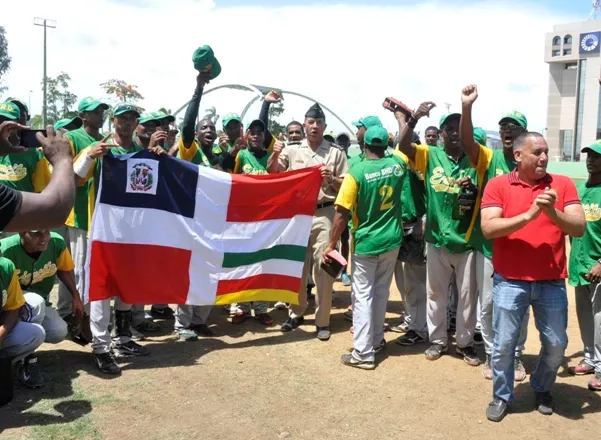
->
<box><xmin>589</xmin><ymin>0</ymin><xmax>600</xmax><ymax>20</ymax></box>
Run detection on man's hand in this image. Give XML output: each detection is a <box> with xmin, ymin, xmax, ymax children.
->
<box><xmin>412</xmin><ymin>101</ymin><xmax>436</xmax><ymax>119</ymax></box>
<box><xmin>320</xmin><ymin>166</ymin><xmax>333</xmax><ymax>183</ymax></box>
<box><xmin>272</xmin><ymin>138</ymin><xmax>285</xmax><ymax>155</ymax></box>
<box><xmin>149</xmin><ymin>130</ymin><xmax>168</xmax><ymax>149</ymax></box>
<box><xmin>535</xmin><ymin>187</ymin><xmax>557</xmax><ymax>215</ymax></box>
<box><xmin>149</xmin><ymin>146</ymin><xmax>166</xmax><ymax>156</ymax></box>
<box><xmin>264</xmin><ymin>90</ymin><xmax>282</xmax><ymax>103</ymax></box>
<box><xmin>322</xmin><ymin>245</ymin><xmax>335</xmax><ymax>264</ymax></box>
<box><xmin>0</xmin><ymin>121</ymin><xmax>28</xmax><ymax>156</ymax></box>
<box><xmin>525</xmin><ymin>198</ymin><xmax>543</xmax><ymax>222</ymax></box>
<box><xmin>197</xmin><ymin>72</ymin><xmax>212</xmax><ymax>89</ymax></box>
<box><xmin>586</xmin><ymin>262</ymin><xmax>601</xmax><ymax>283</ymax></box>
<box><xmin>394</xmin><ymin>110</ymin><xmax>407</xmax><ymax>123</ymax></box>
<box><xmin>461</xmin><ymin>84</ymin><xmax>478</xmax><ymax>106</ymax></box>
<box><xmin>39</xmin><ymin>125</ymin><xmax>74</xmax><ymax>165</ymax></box>
<box><xmin>218</xmin><ymin>135</ymin><xmax>229</xmax><ymax>151</ymax></box>
<box><xmin>86</xmin><ymin>133</ymin><xmax>113</xmax><ymax>159</ymax></box>
<box><xmin>72</xmin><ymin>294</ymin><xmax>85</xmax><ymax>321</ymax></box>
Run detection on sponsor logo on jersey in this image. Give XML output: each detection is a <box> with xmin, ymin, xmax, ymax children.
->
<box><xmin>242</xmin><ymin>164</ymin><xmax>268</xmax><ymax>175</ymax></box>
<box><xmin>0</xmin><ymin>163</ymin><xmax>28</xmax><ymax>181</ymax></box>
<box><xmin>364</xmin><ymin>165</ymin><xmax>403</xmax><ymax>183</ymax></box>
<box><xmin>583</xmin><ymin>203</ymin><xmax>601</xmax><ymax>222</ymax></box>
<box><xmin>17</xmin><ymin>262</ymin><xmax>58</xmax><ymax>286</ymax></box>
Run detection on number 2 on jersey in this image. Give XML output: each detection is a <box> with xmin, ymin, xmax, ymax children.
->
<box><xmin>379</xmin><ymin>185</ymin><xmax>393</xmax><ymax>211</ymax></box>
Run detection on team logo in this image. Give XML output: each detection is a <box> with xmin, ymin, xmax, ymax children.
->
<box><xmin>1</xmin><ymin>289</ymin><xmax>6</xmax><ymax>307</ymax></box>
<box><xmin>429</xmin><ymin>167</ymin><xmax>457</xmax><ymax>194</ymax></box>
<box><xmin>583</xmin><ymin>203</ymin><xmax>601</xmax><ymax>222</ymax></box>
<box><xmin>0</xmin><ymin>163</ymin><xmax>27</xmax><ymax>181</ymax></box>
<box><xmin>126</xmin><ymin>158</ymin><xmax>159</xmax><ymax>195</ymax></box>
<box><xmin>393</xmin><ymin>164</ymin><xmax>404</xmax><ymax>177</ymax></box>
<box><xmin>495</xmin><ymin>168</ymin><xmax>505</xmax><ymax>177</ymax></box>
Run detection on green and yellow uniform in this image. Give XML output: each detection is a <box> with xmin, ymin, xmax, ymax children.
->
<box><xmin>0</xmin><ymin>233</ymin><xmax>74</xmax><ymax>302</ymax></box>
<box><xmin>74</xmin><ymin>140</ymin><xmax>144</xmax><ymax>234</ymax></box>
<box><xmin>336</xmin><ymin>155</ymin><xmax>407</xmax><ymax>255</ymax></box>
<box><xmin>64</xmin><ymin>128</ymin><xmax>104</xmax><ymax>231</ymax></box>
<box><xmin>465</xmin><ymin>145</ymin><xmax>516</xmax><ymax>258</ymax></box>
<box><xmin>233</xmin><ymin>149</ymin><xmax>271</xmax><ymax>175</ymax></box>
<box><xmin>411</xmin><ymin>144</ymin><xmax>488</xmax><ymax>254</ymax></box>
<box><xmin>0</xmin><ymin>257</ymin><xmax>24</xmax><ymax>312</ymax></box>
<box><xmin>0</xmin><ymin>150</ymin><xmax>51</xmax><ymax>193</ymax></box>
<box><xmin>569</xmin><ymin>182</ymin><xmax>601</xmax><ymax>286</ymax></box>
<box><xmin>176</xmin><ymin>138</ymin><xmax>224</xmax><ymax>168</ymax></box>
<box><xmin>348</xmin><ymin>151</ymin><xmax>365</xmax><ymax>170</ymax></box>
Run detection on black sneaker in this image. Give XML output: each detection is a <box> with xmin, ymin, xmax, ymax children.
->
<box><xmin>17</xmin><ymin>355</ymin><xmax>44</xmax><ymax>388</ymax></box>
<box><xmin>316</xmin><ymin>326</ymin><xmax>331</xmax><ymax>341</ymax></box>
<box><xmin>94</xmin><ymin>352</ymin><xmax>122</xmax><ymax>375</ymax></box>
<box><xmin>340</xmin><ymin>353</ymin><xmax>375</xmax><ymax>370</ymax></box>
<box><xmin>374</xmin><ymin>339</ymin><xmax>386</xmax><ymax>354</ymax></box>
<box><xmin>134</xmin><ymin>320</ymin><xmax>161</xmax><ymax>333</ymax></box>
<box><xmin>486</xmin><ymin>398</ymin><xmax>508</xmax><ymax>422</ymax></box>
<box><xmin>474</xmin><ymin>332</ymin><xmax>484</xmax><ymax>346</ymax></box>
<box><xmin>535</xmin><ymin>391</ymin><xmax>553</xmax><ymax>415</ymax></box>
<box><xmin>150</xmin><ymin>306</ymin><xmax>175</xmax><ymax>319</ymax></box>
<box><xmin>111</xmin><ymin>340</ymin><xmax>150</xmax><ymax>357</ymax></box>
<box><xmin>457</xmin><ymin>346</ymin><xmax>481</xmax><ymax>366</ymax></box>
<box><xmin>281</xmin><ymin>316</ymin><xmax>304</xmax><ymax>332</ymax></box>
<box><xmin>395</xmin><ymin>330</ymin><xmax>426</xmax><ymax>346</ymax></box>
<box><xmin>191</xmin><ymin>323</ymin><xmax>214</xmax><ymax>337</ymax></box>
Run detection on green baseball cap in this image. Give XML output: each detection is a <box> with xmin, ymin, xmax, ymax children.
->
<box><xmin>113</xmin><ymin>103</ymin><xmax>141</xmax><ymax>118</ymax></box>
<box><xmin>473</xmin><ymin>127</ymin><xmax>487</xmax><ymax>146</ymax></box>
<box><xmin>439</xmin><ymin>113</ymin><xmax>461</xmax><ymax>128</ymax></box>
<box><xmin>0</xmin><ymin>101</ymin><xmax>21</xmax><ymax>120</ymax></box>
<box><xmin>151</xmin><ymin>111</ymin><xmax>175</xmax><ymax>124</ymax></box>
<box><xmin>364</xmin><ymin>126</ymin><xmax>390</xmax><ymax>148</ymax></box>
<box><xmin>139</xmin><ymin>112</ymin><xmax>161</xmax><ymax>125</ymax></box>
<box><xmin>7</xmin><ymin>98</ymin><xmax>29</xmax><ymax>117</ymax></box>
<box><xmin>352</xmin><ymin>116</ymin><xmax>382</xmax><ymax>129</ymax></box>
<box><xmin>192</xmin><ymin>45</ymin><xmax>222</xmax><ymax>80</ymax></box>
<box><xmin>582</xmin><ymin>139</ymin><xmax>601</xmax><ymax>154</ymax></box>
<box><xmin>222</xmin><ymin>112</ymin><xmax>242</xmax><ymax>128</ymax></box>
<box><xmin>246</xmin><ymin>119</ymin><xmax>265</xmax><ymax>131</ymax></box>
<box><xmin>78</xmin><ymin>97</ymin><xmax>109</xmax><ymax>113</ymax></box>
<box><xmin>498</xmin><ymin>111</ymin><xmax>528</xmax><ymax>129</ymax></box>
<box><xmin>54</xmin><ymin>117</ymin><xmax>83</xmax><ymax>131</ymax></box>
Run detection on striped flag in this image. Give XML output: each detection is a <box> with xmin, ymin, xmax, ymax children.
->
<box><xmin>84</xmin><ymin>150</ymin><xmax>321</xmax><ymax>306</ymax></box>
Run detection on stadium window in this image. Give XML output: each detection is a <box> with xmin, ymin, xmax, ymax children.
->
<box><xmin>564</xmin><ymin>48</ymin><xmax>572</xmax><ymax>56</ymax></box>
<box><xmin>564</xmin><ymin>34</ymin><xmax>572</xmax><ymax>45</ymax></box>
<box><xmin>565</xmin><ymin>62</ymin><xmax>577</xmax><ymax>69</ymax></box>
<box><xmin>552</xmin><ymin>36</ymin><xmax>561</xmax><ymax>45</ymax></box>
<box><xmin>552</xmin><ymin>49</ymin><xmax>561</xmax><ymax>56</ymax></box>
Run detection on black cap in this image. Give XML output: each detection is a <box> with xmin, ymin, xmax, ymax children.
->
<box><xmin>305</xmin><ymin>102</ymin><xmax>326</xmax><ymax>119</ymax></box>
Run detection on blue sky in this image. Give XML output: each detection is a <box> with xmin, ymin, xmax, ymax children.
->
<box><xmin>215</xmin><ymin>0</ymin><xmax>593</xmax><ymax>16</ymax></box>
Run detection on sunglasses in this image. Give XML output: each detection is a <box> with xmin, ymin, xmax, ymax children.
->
<box><xmin>499</xmin><ymin>123</ymin><xmax>521</xmax><ymax>131</ymax></box>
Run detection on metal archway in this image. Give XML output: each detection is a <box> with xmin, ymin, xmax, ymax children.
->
<box><xmin>172</xmin><ymin>83</ymin><xmax>356</xmax><ymax>137</ymax></box>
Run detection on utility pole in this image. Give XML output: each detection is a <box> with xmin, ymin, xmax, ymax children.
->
<box><xmin>33</xmin><ymin>17</ymin><xmax>56</xmax><ymax>126</ymax></box>
<box><xmin>444</xmin><ymin>102</ymin><xmax>451</xmax><ymax>114</ymax></box>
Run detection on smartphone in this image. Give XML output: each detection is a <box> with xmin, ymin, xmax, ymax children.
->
<box><xmin>383</xmin><ymin>97</ymin><xmax>413</xmax><ymax>118</ymax></box>
<box><xmin>20</xmin><ymin>129</ymin><xmax>47</xmax><ymax>149</ymax></box>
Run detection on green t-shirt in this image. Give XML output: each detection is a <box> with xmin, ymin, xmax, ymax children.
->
<box><xmin>0</xmin><ymin>232</ymin><xmax>74</xmax><ymax>301</ymax></box>
<box><xmin>345</xmin><ymin>155</ymin><xmax>406</xmax><ymax>256</ymax></box>
<box><xmin>466</xmin><ymin>148</ymin><xmax>516</xmax><ymax>258</ymax></box>
<box><xmin>412</xmin><ymin>145</ymin><xmax>484</xmax><ymax>254</ymax></box>
<box><xmin>234</xmin><ymin>149</ymin><xmax>270</xmax><ymax>175</ymax></box>
<box><xmin>569</xmin><ymin>182</ymin><xmax>601</xmax><ymax>287</ymax></box>
<box><xmin>65</xmin><ymin>128</ymin><xmax>104</xmax><ymax>231</ymax></box>
<box><xmin>0</xmin><ymin>149</ymin><xmax>50</xmax><ymax>193</ymax></box>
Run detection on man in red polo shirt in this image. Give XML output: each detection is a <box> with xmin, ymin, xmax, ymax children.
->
<box><xmin>480</xmin><ymin>132</ymin><xmax>585</xmax><ymax>422</ymax></box>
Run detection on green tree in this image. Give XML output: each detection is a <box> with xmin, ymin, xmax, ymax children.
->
<box><xmin>267</xmin><ymin>99</ymin><xmax>285</xmax><ymax>137</ymax></box>
<box><xmin>203</xmin><ymin>106</ymin><xmax>220</xmax><ymax>125</ymax></box>
<box><xmin>30</xmin><ymin>114</ymin><xmax>43</xmax><ymax>129</ymax></box>
<box><xmin>0</xmin><ymin>26</ymin><xmax>11</xmax><ymax>95</ymax></box>
<box><xmin>31</xmin><ymin>72</ymin><xmax>78</xmax><ymax>126</ymax></box>
<box><xmin>100</xmin><ymin>79</ymin><xmax>144</xmax><ymax>103</ymax></box>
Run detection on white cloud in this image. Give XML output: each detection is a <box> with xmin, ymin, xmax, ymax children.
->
<box><xmin>0</xmin><ymin>0</ymin><xmax>579</xmax><ymax>138</ymax></box>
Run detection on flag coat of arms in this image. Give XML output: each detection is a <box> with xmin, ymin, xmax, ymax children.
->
<box><xmin>84</xmin><ymin>150</ymin><xmax>322</xmax><ymax>306</ymax></box>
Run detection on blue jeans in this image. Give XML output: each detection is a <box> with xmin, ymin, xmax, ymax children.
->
<box><xmin>492</xmin><ymin>274</ymin><xmax>568</xmax><ymax>403</ymax></box>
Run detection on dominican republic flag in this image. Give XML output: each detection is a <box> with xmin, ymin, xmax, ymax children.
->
<box><xmin>84</xmin><ymin>150</ymin><xmax>322</xmax><ymax>306</ymax></box>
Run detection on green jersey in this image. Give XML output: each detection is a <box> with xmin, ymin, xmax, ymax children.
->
<box><xmin>412</xmin><ymin>145</ymin><xmax>487</xmax><ymax>254</ymax></box>
<box><xmin>0</xmin><ymin>256</ymin><xmax>24</xmax><ymax>311</ymax></box>
<box><xmin>401</xmin><ymin>166</ymin><xmax>426</xmax><ymax>224</ymax></box>
<box><xmin>0</xmin><ymin>149</ymin><xmax>50</xmax><ymax>193</ymax></box>
<box><xmin>65</xmin><ymin>128</ymin><xmax>104</xmax><ymax>231</ymax></box>
<box><xmin>0</xmin><ymin>232</ymin><xmax>74</xmax><ymax>301</ymax></box>
<box><xmin>348</xmin><ymin>151</ymin><xmax>365</xmax><ymax>170</ymax></box>
<box><xmin>176</xmin><ymin>138</ymin><xmax>224</xmax><ymax>168</ymax></box>
<box><xmin>466</xmin><ymin>147</ymin><xmax>516</xmax><ymax>258</ymax></box>
<box><xmin>569</xmin><ymin>182</ymin><xmax>601</xmax><ymax>287</ymax></box>
<box><xmin>338</xmin><ymin>155</ymin><xmax>407</xmax><ymax>256</ymax></box>
<box><xmin>233</xmin><ymin>149</ymin><xmax>270</xmax><ymax>175</ymax></box>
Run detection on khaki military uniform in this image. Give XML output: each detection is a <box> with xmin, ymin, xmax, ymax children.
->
<box><xmin>278</xmin><ymin>138</ymin><xmax>349</xmax><ymax>327</ymax></box>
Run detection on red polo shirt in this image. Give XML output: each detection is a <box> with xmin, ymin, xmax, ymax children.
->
<box><xmin>481</xmin><ymin>170</ymin><xmax>581</xmax><ymax>281</ymax></box>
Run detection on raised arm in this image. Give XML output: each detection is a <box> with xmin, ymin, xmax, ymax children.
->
<box><xmin>182</xmin><ymin>73</ymin><xmax>211</xmax><ymax>148</ymax></box>
<box><xmin>3</xmin><ymin>127</ymin><xmax>76</xmax><ymax>232</ymax></box>
<box><xmin>460</xmin><ymin>84</ymin><xmax>480</xmax><ymax>165</ymax></box>
<box><xmin>397</xmin><ymin>101</ymin><xmax>436</xmax><ymax>162</ymax></box>
<box><xmin>260</xmin><ymin>90</ymin><xmax>282</xmax><ymax>149</ymax></box>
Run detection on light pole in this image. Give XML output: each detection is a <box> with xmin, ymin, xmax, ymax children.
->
<box><xmin>33</xmin><ymin>17</ymin><xmax>56</xmax><ymax>126</ymax></box>
<box><xmin>444</xmin><ymin>102</ymin><xmax>451</xmax><ymax>114</ymax></box>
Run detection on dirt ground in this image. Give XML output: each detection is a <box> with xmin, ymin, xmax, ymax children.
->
<box><xmin>0</xmin><ymin>278</ymin><xmax>600</xmax><ymax>440</ymax></box>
